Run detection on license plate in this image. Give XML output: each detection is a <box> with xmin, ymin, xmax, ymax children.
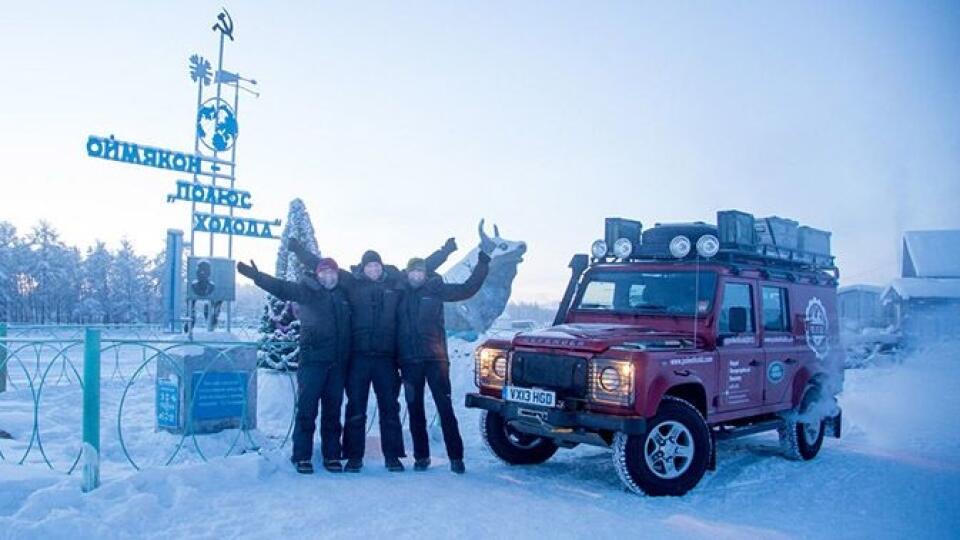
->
<box><xmin>503</xmin><ymin>385</ymin><xmax>556</xmax><ymax>408</ymax></box>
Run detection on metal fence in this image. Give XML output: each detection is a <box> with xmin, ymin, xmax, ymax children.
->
<box><xmin>0</xmin><ymin>323</ymin><xmax>440</xmax><ymax>492</ymax></box>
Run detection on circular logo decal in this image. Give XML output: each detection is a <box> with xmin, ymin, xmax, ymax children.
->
<box><xmin>767</xmin><ymin>361</ymin><xmax>785</xmax><ymax>384</ymax></box>
<box><xmin>804</xmin><ymin>297</ymin><xmax>830</xmax><ymax>359</ymax></box>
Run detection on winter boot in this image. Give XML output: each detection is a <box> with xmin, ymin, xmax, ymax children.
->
<box><xmin>323</xmin><ymin>460</ymin><xmax>344</xmax><ymax>473</ymax></box>
<box><xmin>450</xmin><ymin>459</ymin><xmax>465</xmax><ymax>474</ymax></box>
<box><xmin>344</xmin><ymin>459</ymin><xmax>363</xmax><ymax>473</ymax></box>
<box><xmin>385</xmin><ymin>457</ymin><xmax>405</xmax><ymax>472</ymax></box>
<box><xmin>294</xmin><ymin>460</ymin><xmax>314</xmax><ymax>475</ymax></box>
<box><xmin>414</xmin><ymin>458</ymin><xmax>431</xmax><ymax>472</ymax></box>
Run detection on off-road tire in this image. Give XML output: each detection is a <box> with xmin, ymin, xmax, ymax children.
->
<box><xmin>613</xmin><ymin>396</ymin><xmax>711</xmax><ymax>497</ymax></box>
<box><xmin>779</xmin><ymin>385</ymin><xmax>826</xmax><ymax>461</ymax></box>
<box><xmin>480</xmin><ymin>410</ymin><xmax>558</xmax><ymax>465</ymax></box>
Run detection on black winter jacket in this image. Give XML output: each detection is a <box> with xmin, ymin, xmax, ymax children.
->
<box><xmin>291</xmin><ymin>242</ymin><xmax>454</xmax><ymax>358</ymax></box>
<box><xmin>397</xmin><ymin>252</ymin><xmax>489</xmax><ymax>364</ymax></box>
<box><xmin>252</xmin><ymin>272</ymin><xmax>351</xmax><ymax>365</ymax></box>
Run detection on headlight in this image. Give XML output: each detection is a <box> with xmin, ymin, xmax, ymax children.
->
<box><xmin>669</xmin><ymin>235</ymin><xmax>691</xmax><ymax>258</ymax></box>
<box><xmin>493</xmin><ymin>355</ymin><xmax>508</xmax><ymax>378</ymax></box>
<box><xmin>599</xmin><ymin>366</ymin><xmax>621</xmax><ymax>391</ymax></box>
<box><xmin>696</xmin><ymin>234</ymin><xmax>720</xmax><ymax>258</ymax></box>
<box><xmin>589</xmin><ymin>358</ymin><xmax>634</xmax><ymax>406</ymax></box>
<box><xmin>475</xmin><ymin>347</ymin><xmax>508</xmax><ymax>388</ymax></box>
<box><xmin>613</xmin><ymin>238</ymin><xmax>633</xmax><ymax>259</ymax></box>
<box><xmin>591</xmin><ymin>239</ymin><xmax>608</xmax><ymax>259</ymax></box>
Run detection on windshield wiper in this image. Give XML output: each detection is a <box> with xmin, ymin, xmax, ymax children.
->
<box><xmin>632</xmin><ymin>304</ymin><xmax>668</xmax><ymax>311</ymax></box>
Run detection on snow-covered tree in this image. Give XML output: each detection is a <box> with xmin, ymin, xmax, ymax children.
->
<box><xmin>0</xmin><ymin>221</ymin><xmax>17</xmax><ymax>321</ymax></box>
<box><xmin>76</xmin><ymin>241</ymin><xmax>113</xmax><ymax>323</ymax></box>
<box><xmin>109</xmin><ymin>239</ymin><xmax>152</xmax><ymax>323</ymax></box>
<box><xmin>258</xmin><ymin>199</ymin><xmax>320</xmax><ymax>369</ymax></box>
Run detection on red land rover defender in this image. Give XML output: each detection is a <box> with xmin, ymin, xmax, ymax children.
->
<box><xmin>466</xmin><ymin>211</ymin><xmax>843</xmax><ymax>496</ymax></box>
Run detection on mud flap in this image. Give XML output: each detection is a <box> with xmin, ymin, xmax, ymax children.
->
<box><xmin>828</xmin><ymin>409</ymin><xmax>842</xmax><ymax>439</ymax></box>
<box><xmin>707</xmin><ymin>429</ymin><xmax>717</xmax><ymax>471</ymax></box>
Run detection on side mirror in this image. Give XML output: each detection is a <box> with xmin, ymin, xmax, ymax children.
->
<box><xmin>729</xmin><ymin>306</ymin><xmax>748</xmax><ymax>334</ymax></box>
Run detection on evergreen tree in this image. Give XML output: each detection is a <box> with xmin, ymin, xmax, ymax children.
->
<box><xmin>258</xmin><ymin>199</ymin><xmax>320</xmax><ymax>369</ymax></box>
<box><xmin>76</xmin><ymin>241</ymin><xmax>113</xmax><ymax>323</ymax></box>
<box><xmin>0</xmin><ymin>222</ymin><xmax>17</xmax><ymax>321</ymax></box>
<box><xmin>109</xmin><ymin>239</ymin><xmax>151</xmax><ymax>323</ymax></box>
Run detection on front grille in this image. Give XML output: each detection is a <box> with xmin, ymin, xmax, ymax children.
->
<box><xmin>510</xmin><ymin>352</ymin><xmax>588</xmax><ymax>398</ymax></box>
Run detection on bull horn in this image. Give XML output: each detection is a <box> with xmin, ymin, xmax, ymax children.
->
<box><xmin>494</xmin><ymin>224</ymin><xmax>500</xmax><ymax>238</ymax></box>
<box><xmin>478</xmin><ymin>218</ymin><xmax>491</xmax><ymax>244</ymax></box>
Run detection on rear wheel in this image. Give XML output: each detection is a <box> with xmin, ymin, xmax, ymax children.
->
<box><xmin>613</xmin><ymin>396</ymin><xmax>711</xmax><ymax>496</ymax></box>
<box><xmin>779</xmin><ymin>386</ymin><xmax>826</xmax><ymax>461</ymax></box>
<box><xmin>480</xmin><ymin>411</ymin><xmax>558</xmax><ymax>465</ymax></box>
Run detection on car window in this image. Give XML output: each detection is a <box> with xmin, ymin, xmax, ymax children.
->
<box><xmin>575</xmin><ymin>271</ymin><xmax>717</xmax><ymax>316</ymax></box>
<box><xmin>718</xmin><ymin>282</ymin><xmax>755</xmax><ymax>334</ymax></box>
<box><xmin>579</xmin><ymin>281</ymin><xmax>615</xmax><ymax>310</ymax></box>
<box><xmin>762</xmin><ymin>286</ymin><xmax>790</xmax><ymax>332</ymax></box>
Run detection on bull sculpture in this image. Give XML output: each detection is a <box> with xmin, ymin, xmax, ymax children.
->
<box><xmin>443</xmin><ymin>220</ymin><xmax>526</xmax><ymax>339</ymax></box>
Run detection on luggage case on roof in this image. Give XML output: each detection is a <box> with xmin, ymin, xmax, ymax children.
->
<box><xmin>717</xmin><ymin>210</ymin><xmax>756</xmax><ymax>250</ymax></box>
<box><xmin>754</xmin><ymin>216</ymin><xmax>799</xmax><ymax>250</ymax></box>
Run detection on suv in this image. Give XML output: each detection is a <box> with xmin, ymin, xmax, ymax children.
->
<box><xmin>466</xmin><ymin>212</ymin><xmax>843</xmax><ymax>496</ymax></box>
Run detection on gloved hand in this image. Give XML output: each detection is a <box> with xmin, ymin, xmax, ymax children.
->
<box><xmin>237</xmin><ymin>260</ymin><xmax>259</xmax><ymax>280</ymax></box>
<box><xmin>443</xmin><ymin>237</ymin><xmax>457</xmax><ymax>253</ymax></box>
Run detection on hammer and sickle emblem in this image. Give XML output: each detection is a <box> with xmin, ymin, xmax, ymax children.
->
<box><xmin>212</xmin><ymin>8</ymin><xmax>235</xmax><ymax>41</ymax></box>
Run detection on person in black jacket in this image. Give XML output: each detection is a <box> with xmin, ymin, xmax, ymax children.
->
<box><xmin>237</xmin><ymin>257</ymin><xmax>351</xmax><ymax>475</ymax></box>
<box><xmin>398</xmin><ymin>246</ymin><xmax>491</xmax><ymax>474</ymax></box>
<box><xmin>287</xmin><ymin>237</ymin><xmax>455</xmax><ymax>473</ymax></box>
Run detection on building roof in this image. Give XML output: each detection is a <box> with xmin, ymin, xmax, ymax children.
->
<box><xmin>838</xmin><ymin>284</ymin><xmax>883</xmax><ymax>295</ymax></box>
<box><xmin>883</xmin><ymin>277</ymin><xmax>960</xmax><ymax>302</ymax></box>
<box><xmin>902</xmin><ymin>230</ymin><xmax>960</xmax><ymax>278</ymax></box>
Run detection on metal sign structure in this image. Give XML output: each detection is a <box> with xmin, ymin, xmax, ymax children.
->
<box><xmin>86</xmin><ymin>9</ymin><xmax>278</xmax><ymax>333</ymax></box>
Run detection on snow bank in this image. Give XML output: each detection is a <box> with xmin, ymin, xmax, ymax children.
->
<box><xmin>1</xmin><ymin>339</ymin><xmax>958</xmax><ymax>539</ymax></box>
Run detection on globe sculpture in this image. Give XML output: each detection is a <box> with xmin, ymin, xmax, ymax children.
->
<box><xmin>196</xmin><ymin>97</ymin><xmax>239</xmax><ymax>152</ymax></box>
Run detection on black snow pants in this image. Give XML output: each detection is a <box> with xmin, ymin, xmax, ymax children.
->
<box><xmin>401</xmin><ymin>361</ymin><xmax>464</xmax><ymax>461</ymax></box>
<box><xmin>292</xmin><ymin>362</ymin><xmax>347</xmax><ymax>463</ymax></box>
<box><xmin>342</xmin><ymin>355</ymin><xmax>405</xmax><ymax>460</ymax></box>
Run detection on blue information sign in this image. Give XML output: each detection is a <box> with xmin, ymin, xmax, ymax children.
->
<box><xmin>156</xmin><ymin>380</ymin><xmax>181</xmax><ymax>429</ymax></box>
<box><xmin>190</xmin><ymin>371</ymin><xmax>248</xmax><ymax>421</ymax></box>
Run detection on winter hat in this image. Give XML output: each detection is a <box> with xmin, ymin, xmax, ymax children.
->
<box><xmin>361</xmin><ymin>250</ymin><xmax>382</xmax><ymax>266</ymax></box>
<box><xmin>316</xmin><ymin>257</ymin><xmax>339</xmax><ymax>273</ymax></box>
<box><xmin>405</xmin><ymin>257</ymin><xmax>427</xmax><ymax>273</ymax></box>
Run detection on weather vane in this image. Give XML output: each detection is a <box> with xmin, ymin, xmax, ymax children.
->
<box><xmin>211</xmin><ymin>8</ymin><xmax>235</xmax><ymax>41</ymax></box>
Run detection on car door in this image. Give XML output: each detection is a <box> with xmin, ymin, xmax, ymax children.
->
<box><xmin>761</xmin><ymin>284</ymin><xmax>802</xmax><ymax>406</ymax></box>
<box><xmin>716</xmin><ymin>279</ymin><xmax>764</xmax><ymax>412</ymax></box>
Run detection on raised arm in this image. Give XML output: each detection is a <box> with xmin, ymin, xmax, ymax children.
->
<box><xmin>288</xmin><ymin>237</ymin><xmax>321</xmax><ymax>275</ymax></box>
<box><xmin>438</xmin><ymin>251</ymin><xmax>490</xmax><ymax>302</ymax></box>
<box><xmin>425</xmin><ymin>237</ymin><xmax>458</xmax><ymax>275</ymax></box>
<box><xmin>237</xmin><ymin>261</ymin><xmax>305</xmax><ymax>303</ymax></box>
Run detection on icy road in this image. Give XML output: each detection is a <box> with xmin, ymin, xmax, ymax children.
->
<box><xmin>1</xmin><ymin>343</ymin><xmax>958</xmax><ymax>539</ymax></box>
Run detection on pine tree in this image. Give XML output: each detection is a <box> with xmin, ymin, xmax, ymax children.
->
<box><xmin>258</xmin><ymin>199</ymin><xmax>320</xmax><ymax>369</ymax></box>
<box><xmin>109</xmin><ymin>239</ymin><xmax>151</xmax><ymax>323</ymax></box>
<box><xmin>77</xmin><ymin>241</ymin><xmax>113</xmax><ymax>323</ymax></box>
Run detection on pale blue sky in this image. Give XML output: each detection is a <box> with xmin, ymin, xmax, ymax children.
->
<box><xmin>1</xmin><ymin>1</ymin><xmax>958</xmax><ymax>302</ymax></box>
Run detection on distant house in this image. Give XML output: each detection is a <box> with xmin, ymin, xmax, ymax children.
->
<box><xmin>837</xmin><ymin>284</ymin><xmax>885</xmax><ymax>333</ymax></box>
<box><xmin>882</xmin><ymin>230</ymin><xmax>960</xmax><ymax>343</ymax></box>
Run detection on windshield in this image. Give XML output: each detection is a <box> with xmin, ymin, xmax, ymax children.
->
<box><xmin>574</xmin><ymin>270</ymin><xmax>717</xmax><ymax>316</ymax></box>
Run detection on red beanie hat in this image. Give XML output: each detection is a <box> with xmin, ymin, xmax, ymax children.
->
<box><xmin>316</xmin><ymin>257</ymin><xmax>339</xmax><ymax>273</ymax></box>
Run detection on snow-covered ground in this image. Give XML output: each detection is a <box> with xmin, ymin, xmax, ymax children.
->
<box><xmin>1</xmin><ymin>338</ymin><xmax>959</xmax><ymax>539</ymax></box>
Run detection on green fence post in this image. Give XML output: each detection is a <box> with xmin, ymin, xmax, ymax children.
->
<box><xmin>82</xmin><ymin>328</ymin><xmax>101</xmax><ymax>492</ymax></box>
<box><xmin>0</xmin><ymin>323</ymin><xmax>7</xmax><ymax>394</ymax></box>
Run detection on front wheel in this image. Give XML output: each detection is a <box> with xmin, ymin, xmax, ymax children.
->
<box><xmin>613</xmin><ymin>396</ymin><xmax>711</xmax><ymax>496</ymax></box>
<box><xmin>480</xmin><ymin>411</ymin><xmax>559</xmax><ymax>465</ymax></box>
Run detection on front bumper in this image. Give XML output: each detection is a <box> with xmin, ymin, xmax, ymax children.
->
<box><xmin>465</xmin><ymin>393</ymin><xmax>647</xmax><ymax>436</ymax></box>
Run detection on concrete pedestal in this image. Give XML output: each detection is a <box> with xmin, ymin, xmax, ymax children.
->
<box><xmin>156</xmin><ymin>343</ymin><xmax>257</xmax><ymax>435</ymax></box>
